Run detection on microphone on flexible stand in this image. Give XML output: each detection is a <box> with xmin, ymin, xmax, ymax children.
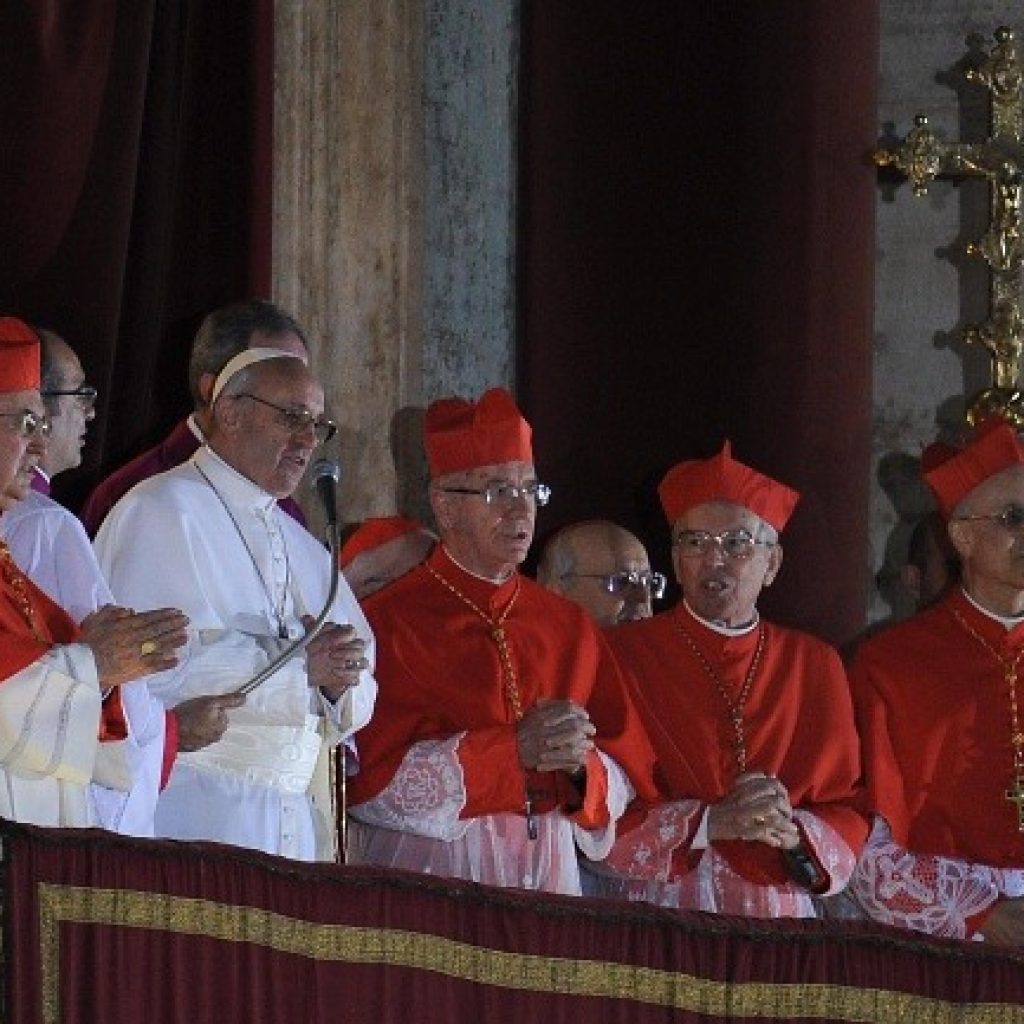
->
<box><xmin>234</xmin><ymin>459</ymin><xmax>343</xmax><ymax>697</ymax></box>
<box><xmin>312</xmin><ymin>457</ymin><xmax>340</xmax><ymax>531</ymax></box>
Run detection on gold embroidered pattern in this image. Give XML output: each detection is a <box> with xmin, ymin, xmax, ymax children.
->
<box><xmin>37</xmin><ymin>883</ymin><xmax>1022</xmax><ymax>1024</ymax></box>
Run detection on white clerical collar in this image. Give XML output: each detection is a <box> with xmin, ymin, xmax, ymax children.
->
<box><xmin>682</xmin><ymin>599</ymin><xmax>760</xmax><ymax>637</ymax></box>
<box><xmin>440</xmin><ymin>545</ymin><xmax>515</xmax><ymax>585</ymax></box>
<box><xmin>192</xmin><ymin>445</ymin><xmax>277</xmax><ymax>515</ymax></box>
<box><xmin>186</xmin><ymin>412</ymin><xmax>205</xmax><ymax>443</ymax></box>
<box><xmin>32</xmin><ymin>466</ymin><xmax>50</xmax><ymax>486</ymax></box>
<box><xmin>961</xmin><ymin>587</ymin><xmax>1024</xmax><ymax>631</ymax></box>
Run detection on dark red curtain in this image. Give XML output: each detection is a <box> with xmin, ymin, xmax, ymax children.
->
<box><xmin>0</xmin><ymin>0</ymin><xmax>272</xmax><ymax>509</ymax></box>
<box><xmin>5</xmin><ymin>821</ymin><xmax>1024</xmax><ymax>1024</ymax></box>
<box><xmin>519</xmin><ymin>2</ymin><xmax>878</xmax><ymax>646</ymax></box>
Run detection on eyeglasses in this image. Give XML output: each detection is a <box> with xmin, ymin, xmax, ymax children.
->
<box><xmin>673</xmin><ymin>528</ymin><xmax>774</xmax><ymax>560</ymax></box>
<box><xmin>0</xmin><ymin>410</ymin><xmax>51</xmax><ymax>439</ymax></box>
<box><xmin>953</xmin><ymin>505</ymin><xmax>1024</xmax><ymax>535</ymax></box>
<box><xmin>439</xmin><ymin>480</ymin><xmax>551</xmax><ymax>507</ymax></box>
<box><xmin>563</xmin><ymin>570</ymin><xmax>667</xmax><ymax>599</ymax></box>
<box><xmin>235</xmin><ymin>393</ymin><xmax>337</xmax><ymax>446</ymax></box>
<box><xmin>41</xmin><ymin>384</ymin><xmax>98</xmax><ymax>408</ymax></box>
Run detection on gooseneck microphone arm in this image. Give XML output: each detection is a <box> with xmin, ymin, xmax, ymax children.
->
<box><xmin>234</xmin><ymin>460</ymin><xmax>342</xmax><ymax>697</ymax></box>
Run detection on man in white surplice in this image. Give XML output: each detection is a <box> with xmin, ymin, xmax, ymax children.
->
<box><xmin>96</xmin><ymin>342</ymin><xmax>376</xmax><ymax>861</ymax></box>
<box><xmin>1</xmin><ymin>329</ymin><xmax>239</xmax><ymax>835</ymax></box>
<box><xmin>0</xmin><ymin>317</ymin><xmax>188</xmax><ymax>829</ymax></box>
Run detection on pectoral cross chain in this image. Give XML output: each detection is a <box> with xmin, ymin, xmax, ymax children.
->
<box><xmin>1007</xmin><ymin>777</ymin><xmax>1024</xmax><ymax>830</ymax></box>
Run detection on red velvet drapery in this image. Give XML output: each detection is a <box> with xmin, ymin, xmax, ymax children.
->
<box><xmin>0</xmin><ymin>0</ymin><xmax>272</xmax><ymax>508</ymax></box>
<box><xmin>4</xmin><ymin>821</ymin><xmax>1024</xmax><ymax>1024</ymax></box>
<box><xmin>518</xmin><ymin>2</ymin><xmax>878</xmax><ymax>647</ymax></box>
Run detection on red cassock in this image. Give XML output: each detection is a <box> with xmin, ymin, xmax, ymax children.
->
<box><xmin>851</xmin><ymin>588</ymin><xmax>1024</xmax><ymax>868</ymax></box>
<box><xmin>605</xmin><ymin>606</ymin><xmax>867</xmax><ymax>891</ymax></box>
<box><xmin>350</xmin><ymin>546</ymin><xmax>657</xmax><ymax>837</ymax></box>
<box><xmin>0</xmin><ymin>555</ymin><xmax>126</xmax><ymax>739</ymax></box>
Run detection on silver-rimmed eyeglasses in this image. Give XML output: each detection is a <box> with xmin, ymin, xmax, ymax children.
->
<box><xmin>41</xmin><ymin>384</ymin><xmax>98</xmax><ymax>408</ymax></box>
<box><xmin>673</xmin><ymin>528</ymin><xmax>773</xmax><ymax>560</ymax></box>
<box><xmin>952</xmin><ymin>504</ymin><xmax>1024</xmax><ymax>536</ymax></box>
<box><xmin>0</xmin><ymin>410</ymin><xmax>51</xmax><ymax>439</ymax></box>
<box><xmin>440</xmin><ymin>480</ymin><xmax>551</xmax><ymax>507</ymax></box>
<box><xmin>235</xmin><ymin>393</ymin><xmax>337</xmax><ymax>446</ymax></box>
<box><xmin>563</xmin><ymin>569</ymin><xmax>667</xmax><ymax>599</ymax></box>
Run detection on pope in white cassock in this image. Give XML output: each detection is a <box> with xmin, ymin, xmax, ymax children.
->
<box><xmin>96</xmin><ymin>345</ymin><xmax>377</xmax><ymax>861</ymax></box>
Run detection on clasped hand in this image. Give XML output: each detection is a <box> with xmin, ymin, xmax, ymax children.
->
<box><xmin>516</xmin><ymin>699</ymin><xmax>595</xmax><ymax>774</ymax></box>
<box><xmin>304</xmin><ymin>616</ymin><xmax>368</xmax><ymax>701</ymax></box>
<box><xmin>80</xmin><ymin>604</ymin><xmax>189</xmax><ymax>689</ymax></box>
<box><xmin>707</xmin><ymin>771</ymin><xmax>801</xmax><ymax>849</ymax></box>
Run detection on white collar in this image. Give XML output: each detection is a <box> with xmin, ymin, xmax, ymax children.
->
<box><xmin>440</xmin><ymin>545</ymin><xmax>515</xmax><ymax>585</ymax></box>
<box><xmin>683</xmin><ymin>599</ymin><xmax>760</xmax><ymax>637</ymax></box>
<box><xmin>192</xmin><ymin>445</ymin><xmax>277</xmax><ymax>516</ymax></box>
<box><xmin>961</xmin><ymin>587</ymin><xmax>1024</xmax><ymax>631</ymax></box>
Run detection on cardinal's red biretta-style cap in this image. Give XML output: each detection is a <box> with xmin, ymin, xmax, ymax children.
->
<box><xmin>658</xmin><ymin>440</ymin><xmax>800</xmax><ymax>532</ymax></box>
<box><xmin>340</xmin><ymin>516</ymin><xmax>425</xmax><ymax>568</ymax></box>
<box><xmin>424</xmin><ymin>387</ymin><xmax>533</xmax><ymax>478</ymax></box>
<box><xmin>0</xmin><ymin>318</ymin><xmax>41</xmax><ymax>392</ymax></box>
<box><xmin>924</xmin><ymin>419</ymin><xmax>1024</xmax><ymax>517</ymax></box>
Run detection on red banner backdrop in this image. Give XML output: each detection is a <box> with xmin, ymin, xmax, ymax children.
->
<box><xmin>2</xmin><ymin>820</ymin><xmax>1023</xmax><ymax>1024</ymax></box>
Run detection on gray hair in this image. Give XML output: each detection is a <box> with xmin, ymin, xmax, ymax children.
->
<box><xmin>188</xmin><ymin>299</ymin><xmax>308</xmax><ymax>408</ymax></box>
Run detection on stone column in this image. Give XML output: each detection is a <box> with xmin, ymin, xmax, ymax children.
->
<box><xmin>272</xmin><ymin>0</ymin><xmax>517</xmax><ymax>529</ymax></box>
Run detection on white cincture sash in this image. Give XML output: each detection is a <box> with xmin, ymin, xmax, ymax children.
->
<box><xmin>180</xmin><ymin>715</ymin><xmax>322</xmax><ymax>794</ymax></box>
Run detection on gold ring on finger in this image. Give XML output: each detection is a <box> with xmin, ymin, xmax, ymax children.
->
<box><xmin>140</xmin><ymin>640</ymin><xmax>159</xmax><ymax>657</ymax></box>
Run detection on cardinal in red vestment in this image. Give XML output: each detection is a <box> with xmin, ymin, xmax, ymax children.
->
<box><xmin>347</xmin><ymin>388</ymin><xmax>657</xmax><ymax>894</ymax></box>
<box><xmin>592</xmin><ymin>442</ymin><xmax>867</xmax><ymax>918</ymax></box>
<box><xmin>850</xmin><ymin>420</ymin><xmax>1024</xmax><ymax>946</ymax></box>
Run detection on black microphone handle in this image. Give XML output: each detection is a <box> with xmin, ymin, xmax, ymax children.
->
<box><xmin>783</xmin><ymin>843</ymin><xmax>828</xmax><ymax>892</ymax></box>
<box><xmin>315</xmin><ymin>472</ymin><xmax>339</xmax><ymax>527</ymax></box>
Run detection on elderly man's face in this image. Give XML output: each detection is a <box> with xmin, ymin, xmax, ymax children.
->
<box><xmin>0</xmin><ymin>390</ymin><xmax>46</xmax><ymax>512</ymax></box>
<box><xmin>671</xmin><ymin>500</ymin><xmax>781</xmax><ymax>628</ymax></box>
<box><xmin>217</xmin><ymin>360</ymin><xmax>327</xmax><ymax>498</ymax></box>
<box><xmin>431</xmin><ymin>460</ymin><xmax>539</xmax><ymax>580</ymax></box>
<box><xmin>949</xmin><ymin>465</ymin><xmax>1024</xmax><ymax>612</ymax></box>
<box><xmin>42</xmin><ymin>336</ymin><xmax>94</xmax><ymax>477</ymax></box>
<box><xmin>559</xmin><ymin>526</ymin><xmax>656</xmax><ymax>627</ymax></box>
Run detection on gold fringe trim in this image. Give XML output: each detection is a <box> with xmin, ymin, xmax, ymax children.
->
<box><xmin>38</xmin><ymin>883</ymin><xmax>1021</xmax><ymax>1024</ymax></box>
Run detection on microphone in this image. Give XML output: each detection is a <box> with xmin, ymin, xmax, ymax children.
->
<box><xmin>312</xmin><ymin>458</ymin><xmax>341</xmax><ymax>527</ymax></box>
<box><xmin>783</xmin><ymin>843</ymin><xmax>828</xmax><ymax>893</ymax></box>
<box><xmin>234</xmin><ymin>460</ymin><xmax>344</xmax><ymax>697</ymax></box>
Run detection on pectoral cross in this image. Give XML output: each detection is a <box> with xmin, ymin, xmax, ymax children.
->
<box><xmin>875</xmin><ymin>27</ymin><xmax>1024</xmax><ymax>426</ymax></box>
<box><xmin>1006</xmin><ymin>776</ymin><xmax>1024</xmax><ymax>832</ymax></box>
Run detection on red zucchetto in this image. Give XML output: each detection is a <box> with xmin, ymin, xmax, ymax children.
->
<box><xmin>924</xmin><ymin>419</ymin><xmax>1024</xmax><ymax>516</ymax></box>
<box><xmin>0</xmin><ymin>318</ymin><xmax>41</xmax><ymax>392</ymax></box>
<box><xmin>424</xmin><ymin>387</ymin><xmax>533</xmax><ymax>478</ymax></box>
<box><xmin>340</xmin><ymin>516</ymin><xmax>424</xmax><ymax>568</ymax></box>
<box><xmin>658</xmin><ymin>440</ymin><xmax>800</xmax><ymax>532</ymax></box>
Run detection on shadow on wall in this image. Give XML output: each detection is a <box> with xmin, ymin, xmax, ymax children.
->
<box><xmin>873</xmin><ymin>395</ymin><xmax>967</xmax><ymax>627</ymax></box>
<box><xmin>391</xmin><ymin>406</ymin><xmax>433</xmax><ymax>529</ymax></box>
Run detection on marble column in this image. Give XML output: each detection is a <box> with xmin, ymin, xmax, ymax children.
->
<box><xmin>272</xmin><ymin>0</ymin><xmax>517</xmax><ymax>529</ymax></box>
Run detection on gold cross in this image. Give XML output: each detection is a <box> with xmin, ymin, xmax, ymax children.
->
<box><xmin>1006</xmin><ymin>775</ymin><xmax>1024</xmax><ymax>831</ymax></box>
<box><xmin>876</xmin><ymin>27</ymin><xmax>1024</xmax><ymax>426</ymax></box>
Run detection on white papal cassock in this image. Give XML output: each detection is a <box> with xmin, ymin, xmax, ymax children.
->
<box><xmin>95</xmin><ymin>445</ymin><xmax>377</xmax><ymax>861</ymax></box>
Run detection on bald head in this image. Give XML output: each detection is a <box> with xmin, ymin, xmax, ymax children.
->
<box><xmin>538</xmin><ymin>520</ymin><xmax>658</xmax><ymax>627</ymax></box>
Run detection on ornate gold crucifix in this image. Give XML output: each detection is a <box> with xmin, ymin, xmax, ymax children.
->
<box><xmin>876</xmin><ymin>27</ymin><xmax>1024</xmax><ymax>426</ymax></box>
